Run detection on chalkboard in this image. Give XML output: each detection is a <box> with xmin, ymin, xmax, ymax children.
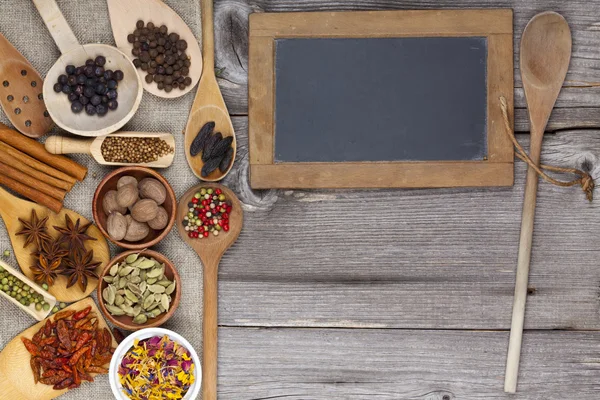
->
<box><xmin>274</xmin><ymin>37</ymin><xmax>488</xmax><ymax>163</ymax></box>
<box><xmin>249</xmin><ymin>9</ymin><xmax>514</xmax><ymax>189</ymax></box>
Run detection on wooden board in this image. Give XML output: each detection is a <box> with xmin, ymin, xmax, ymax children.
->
<box><xmin>0</xmin><ymin>298</ymin><xmax>117</xmax><ymax>400</ymax></box>
<box><xmin>248</xmin><ymin>9</ymin><xmax>514</xmax><ymax>188</ymax></box>
<box><xmin>218</xmin><ymin>327</ymin><xmax>600</xmax><ymax>399</ymax></box>
<box><xmin>0</xmin><ymin>187</ymin><xmax>110</xmax><ymax>303</ymax></box>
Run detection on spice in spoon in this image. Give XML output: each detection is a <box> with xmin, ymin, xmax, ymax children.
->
<box><xmin>181</xmin><ymin>187</ymin><xmax>231</xmax><ymax>238</ymax></box>
<box><xmin>101</xmin><ymin>136</ymin><xmax>174</xmax><ymax>164</ymax></box>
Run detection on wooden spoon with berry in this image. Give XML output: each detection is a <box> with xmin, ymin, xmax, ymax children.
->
<box><xmin>176</xmin><ymin>183</ymin><xmax>242</xmax><ymax>400</ymax></box>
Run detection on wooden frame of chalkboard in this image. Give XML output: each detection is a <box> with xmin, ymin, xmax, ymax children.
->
<box><xmin>248</xmin><ymin>9</ymin><xmax>514</xmax><ymax>189</ymax></box>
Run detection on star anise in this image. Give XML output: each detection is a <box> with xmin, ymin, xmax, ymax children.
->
<box><xmin>16</xmin><ymin>209</ymin><xmax>52</xmax><ymax>249</ymax></box>
<box><xmin>32</xmin><ymin>238</ymin><xmax>69</xmax><ymax>265</ymax></box>
<box><xmin>53</xmin><ymin>215</ymin><xmax>96</xmax><ymax>250</ymax></box>
<box><xmin>30</xmin><ymin>254</ymin><xmax>63</xmax><ymax>286</ymax></box>
<box><xmin>62</xmin><ymin>248</ymin><xmax>101</xmax><ymax>292</ymax></box>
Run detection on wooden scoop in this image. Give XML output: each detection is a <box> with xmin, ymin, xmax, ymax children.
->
<box><xmin>45</xmin><ymin>132</ymin><xmax>176</xmax><ymax>168</ymax></box>
<box><xmin>0</xmin><ymin>186</ymin><xmax>110</xmax><ymax>303</ymax></box>
<box><xmin>504</xmin><ymin>11</ymin><xmax>571</xmax><ymax>393</ymax></box>
<box><xmin>107</xmin><ymin>0</ymin><xmax>203</xmax><ymax>98</ymax></box>
<box><xmin>176</xmin><ymin>183</ymin><xmax>243</xmax><ymax>400</ymax></box>
<box><xmin>32</xmin><ymin>0</ymin><xmax>143</xmax><ymax>137</ymax></box>
<box><xmin>184</xmin><ymin>0</ymin><xmax>237</xmax><ymax>181</ymax></box>
<box><xmin>0</xmin><ymin>32</ymin><xmax>53</xmax><ymax>137</ymax></box>
<box><xmin>0</xmin><ymin>297</ymin><xmax>117</xmax><ymax>400</ymax></box>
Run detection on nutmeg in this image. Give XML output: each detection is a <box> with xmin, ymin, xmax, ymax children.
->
<box><xmin>147</xmin><ymin>206</ymin><xmax>169</xmax><ymax>230</ymax></box>
<box><xmin>124</xmin><ymin>219</ymin><xmax>150</xmax><ymax>242</ymax></box>
<box><xmin>138</xmin><ymin>178</ymin><xmax>167</xmax><ymax>205</ymax></box>
<box><xmin>106</xmin><ymin>212</ymin><xmax>127</xmax><ymax>241</ymax></box>
<box><xmin>131</xmin><ymin>199</ymin><xmax>158</xmax><ymax>222</ymax></box>
<box><xmin>103</xmin><ymin>190</ymin><xmax>127</xmax><ymax>215</ymax></box>
<box><xmin>117</xmin><ymin>183</ymin><xmax>139</xmax><ymax>208</ymax></box>
<box><xmin>117</xmin><ymin>175</ymin><xmax>138</xmax><ymax>189</ymax></box>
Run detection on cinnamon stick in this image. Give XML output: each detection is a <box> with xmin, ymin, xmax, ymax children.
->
<box><xmin>0</xmin><ymin>141</ymin><xmax>77</xmax><ymax>185</ymax></box>
<box><xmin>0</xmin><ymin>173</ymin><xmax>62</xmax><ymax>213</ymax></box>
<box><xmin>0</xmin><ymin>150</ymin><xmax>74</xmax><ymax>191</ymax></box>
<box><xmin>0</xmin><ymin>161</ymin><xmax>66</xmax><ymax>201</ymax></box>
<box><xmin>0</xmin><ymin>123</ymin><xmax>87</xmax><ymax>181</ymax></box>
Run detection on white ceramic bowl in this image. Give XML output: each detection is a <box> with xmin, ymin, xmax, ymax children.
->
<box><xmin>109</xmin><ymin>327</ymin><xmax>201</xmax><ymax>400</ymax></box>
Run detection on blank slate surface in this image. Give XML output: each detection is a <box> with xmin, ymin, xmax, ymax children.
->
<box><xmin>274</xmin><ymin>37</ymin><xmax>488</xmax><ymax>163</ymax></box>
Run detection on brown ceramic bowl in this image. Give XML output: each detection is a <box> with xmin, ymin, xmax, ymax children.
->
<box><xmin>97</xmin><ymin>249</ymin><xmax>181</xmax><ymax>331</ymax></box>
<box><xmin>92</xmin><ymin>166</ymin><xmax>176</xmax><ymax>250</ymax></box>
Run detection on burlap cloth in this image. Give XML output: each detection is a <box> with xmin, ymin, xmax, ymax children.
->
<box><xmin>0</xmin><ymin>1</ymin><xmax>207</xmax><ymax>399</ymax></box>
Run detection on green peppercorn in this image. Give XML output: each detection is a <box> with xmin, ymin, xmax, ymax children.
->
<box><xmin>35</xmin><ymin>303</ymin><xmax>42</xmax><ymax>311</ymax></box>
<box><xmin>52</xmin><ymin>306</ymin><xmax>59</xmax><ymax>313</ymax></box>
<box><xmin>42</xmin><ymin>283</ymin><xmax>49</xmax><ymax>290</ymax></box>
<box><xmin>60</xmin><ymin>302</ymin><xmax>67</xmax><ymax>309</ymax></box>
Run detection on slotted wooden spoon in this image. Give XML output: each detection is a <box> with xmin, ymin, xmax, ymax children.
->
<box><xmin>106</xmin><ymin>0</ymin><xmax>203</xmax><ymax>98</ymax></box>
<box><xmin>504</xmin><ymin>11</ymin><xmax>571</xmax><ymax>393</ymax></box>
<box><xmin>45</xmin><ymin>131</ymin><xmax>176</xmax><ymax>168</ymax></box>
<box><xmin>0</xmin><ymin>297</ymin><xmax>117</xmax><ymax>400</ymax></box>
<box><xmin>184</xmin><ymin>0</ymin><xmax>236</xmax><ymax>181</ymax></box>
<box><xmin>176</xmin><ymin>183</ymin><xmax>242</xmax><ymax>400</ymax></box>
<box><xmin>0</xmin><ymin>32</ymin><xmax>53</xmax><ymax>137</ymax></box>
<box><xmin>0</xmin><ymin>186</ymin><xmax>110</xmax><ymax>303</ymax></box>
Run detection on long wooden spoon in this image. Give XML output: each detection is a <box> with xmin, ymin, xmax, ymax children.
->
<box><xmin>0</xmin><ymin>32</ymin><xmax>53</xmax><ymax>137</ymax></box>
<box><xmin>184</xmin><ymin>0</ymin><xmax>237</xmax><ymax>181</ymax></box>
<box><xmin>504</xmin><ymin>11</ymin><xmax>571</xmax><ymax>393</ymax></box>
<box><xmin>0</xmin><ymin>186</ymin><xmax>110</xmax><ymax>303</ymax></box>
<box><xmin>176</xmin><ymin>183</ymin><xmax>242</xmax><ymax>400</ymax></box>
<box><xmin>45</xmin><ymin>131</ymin><xmax>176</xmax><ymax>168</ymax></box>
<box><xmin>106</xmin><ymin>0</ymin><xmax>203</xmax><ymax>98</ymax></box>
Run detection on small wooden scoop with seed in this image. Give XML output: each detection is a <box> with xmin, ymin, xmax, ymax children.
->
<box><xmin>0</xmin><ymin>32</ymin><xmax>53</xmax><ymax>138</ymax></box>
<box><xmin>45</xmin><ymin>132</ymin><xmax>175</xmax><ymax>168</ymax></box>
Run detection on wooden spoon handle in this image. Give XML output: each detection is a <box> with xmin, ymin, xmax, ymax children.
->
<box><xmin>201</xmin><ymin>0</ymin><xmax>215</xmax><ymax>73</ymax></box>
<box><xmin>504</xmin><ymin>128</ymin><xmax>544</xmax><ymax>393</ymax></box>
<box><xmin>202</xmin><ymin>258</ymin><xmax>220</xmax><ymax>400</ymax></box>
<box><xmin>45</xmin><ymin>136</ymin><xmax>94</xmax><ymax>155</ymax></box>
<box><xmin>32</xmin><ymin>0</ymin><xmax>80</xmax><ymax>54</ymax></box>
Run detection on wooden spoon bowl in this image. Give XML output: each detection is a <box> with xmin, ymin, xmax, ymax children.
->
<box><xmin>0</xmin><ymin>32</ymin><xmax>53</xmax><ymax>137</ymax></box>
<box><xmin>92</xmin><ymin>166</ymin><xmax>177</xmax><ymax>250</ymax></box>
<box><xmin>33</xmin><ymin>0</ymin><xmax>143</xmax><ymax>137</ymax></box>
<box><xmin>97</xmin><ymin>249</ymin><xmax>182</xmax><ymax>331</ymax></box>
<box><xmin>176</xmin><ymin>183</ymin><xmax>242</xmax><ymax>400</ymax></box>
<box><xmin>107</xmin><ymin>0</ymin><xmax>203</xmax><ymax>99</ymax></box>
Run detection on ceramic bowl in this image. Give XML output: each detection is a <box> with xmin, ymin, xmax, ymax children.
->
<box><xmin>97</xmin><ymin>249</ymin><xmax>181</xmax><ymax>331</ymax></box>
<box><xmin>92</xmin><ymin>166</ymin><xmax>176</xmax><ymax>250</ymax></box>
<box><xmin>109</xmin><ymin>327</ymin><xmax>201</xmax><ymax>400</ymax></box>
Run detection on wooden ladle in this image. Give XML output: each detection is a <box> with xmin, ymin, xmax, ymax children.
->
<box><xmin>504</xmin><ymin>11</ymin><xmax>571</xmax><ymax>393</ymax></box>
<box><xmin>106</xmin><ymin>0</ymin><xmax>203</xmax><ymax>98</ymax></box>
<box><xmin>184</xmin><ymin>0</ymin><xmax>237</xmax><ymax>181</ymax></box>
<box><xmin>33</xmin><ymin>0</ymin><xmax>143</xmax><ymax>137</ymax></box>
<box><xmin>176</xmin><ymin>183</ymin><xmax>243</xmax><ymax>400</ymax></box>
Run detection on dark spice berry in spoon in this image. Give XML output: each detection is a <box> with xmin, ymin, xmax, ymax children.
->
<box><xmin>54</xmin><ymin>56</ymin><xmax>122</xmax><ymax>116</ymax></box>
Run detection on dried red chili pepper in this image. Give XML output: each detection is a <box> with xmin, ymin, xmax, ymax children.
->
<box><xmin>40</xmin><ymin>375</ymin><xmax>67</xmax><ymax>385</ymax></box>
<box><xmin>85</xmin><ymin>366</ymin><xmax>108</xmax><ymax>374</ymax></box>
<box><xmin>73</xmin><ymin>366</ymin><xmax>81</xmax><ymax>386</ymax></box>
<box><xmin>21</xmin><ymin>338</ymin><xmax>40</xmax><ymax>356</ymax></box>
<box><xmin>32</xmin><ymin>327</ymin><xmax>44</xmax><ymax>343</ymax></box>
<box><xmin>31</xmin><ymin>357</ymin><xmax>41</xmax><ymax>384</ymax></box>
<box><xmin>43</xmin><ymin>319</ymin><xmax>53</xmax><ymax>337</ymax></box>
<box><xmin>53</xmin><ymin>377</ymin><xmax>74</xmax><ymax>390</ymax></box>
<box><xmin>57</xmin><ymin>347</ymin><xmax>71</xmax><ymax>356</ymax></box>
<box><xmin>62</xmin><ymin>364</ymin><xmax>73</xmax><ymax>374</ymax></box>
<box><xmin>79</xmin><ymin>371</ymin><xmax>94</xmax><ymax>382</ymax></box>
<box><xmin>56</xmin><ymin>320</ymin><xmax>72</xmax><ymax>351</ymax></box>
<box><xmin>72</xmin><ymin>306</ymin><xmax>91</xmax><ymax>321</ymax></box>
<box><xmin>53</xmin><ymin>309</ymin><xmax>75</xmax><ymax>321</ymax></box>
<box><xmin>39</xmin><ymin>337</ymin><xmax>58</xmax><ymax>346</ymax></box>
<box><xmin>90</xmin><ymin>339</ymin><xmax>97</xmax><ymax>357</ymax></box>
<box><xmin>112</xmin><ymin>328</ymin><xmax>125</xmax><ymax>344</ymax></box>
<box><xmin>74</xmin><ymin>331</ymin><xmax>91</xmax><ymax>351</ymax></box>
<box><xmin>68</xmin><ymin>346</ymin><xmax>90</xmax><ymax>366</ymax></box>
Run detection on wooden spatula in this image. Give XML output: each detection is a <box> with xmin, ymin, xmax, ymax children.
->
<box><xmin>0</xmin><ymin>32</ymin><xmax>53</xmax><ymax>138</ymax></box>
<box><xmin>45</xmin><ymin>131</ymin><xmax>176</xmax><ymax>168</ymax></box>
<box><xmin>184</xmin><ymin>0</ymin><xmax>237</xmax><ymax>182</ymax></box>
<box><xmin>106</xmin><ymin>0</ymin><xmax>203</xmax><ymax>99</ymax></box>
<box><xmin>504</xmin><ymin>11</ymin><xmax>572</xmax><ymax>393</ymax></box>
<box><xmin>176</xmin><ymin>183</ymin><xmax>243</xmax><ymax>400</ymax></box>
<box><xmin>0</xmin><ymin>186</ymin><xmax>110</xmax><ymax>303</ymax></box>
<box><xmin>0</xmin><ymin>297</ymin><xmax>117</xmax><ymax>400</ymax></box>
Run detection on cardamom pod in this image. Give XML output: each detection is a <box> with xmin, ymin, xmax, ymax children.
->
<box><xmin>148</xmin><ymin>284</ymin><xmax>165</xmax><ymax>294</ymax></box>
<box><xmin>133</xmin><ymin>314</ymin><xmax>148</xmax><ymax>324</ymax></box>
<box><xmin>126</xmin><ymin>253</ymin><xmax>139</xmax><ymax>264</ymax></box>
<box><xmin>106</xmin><ymin>304</ymin><xmax>125</xmax><ymax>316</ymax></box>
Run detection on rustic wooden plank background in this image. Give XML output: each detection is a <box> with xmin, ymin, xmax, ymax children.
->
<box><xmin>211</xmin><ymin>0</ymin><xmax>600</xmax><ymax>398</ymax></box>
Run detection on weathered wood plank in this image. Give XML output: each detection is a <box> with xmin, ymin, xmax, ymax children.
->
<box><xmin>219</xmin><ymin>327</ymin><xmax>600</xmax><ymax>399</ymax></box>
<box><xmin>214</xmin><ymin>0</ymin><xmax>600</xmax><ymax>132</ymax></box>
<box><xmin>222</xmin><ymin>117</ymin><xmax>600</xmax><ymax>330</ymax></box>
